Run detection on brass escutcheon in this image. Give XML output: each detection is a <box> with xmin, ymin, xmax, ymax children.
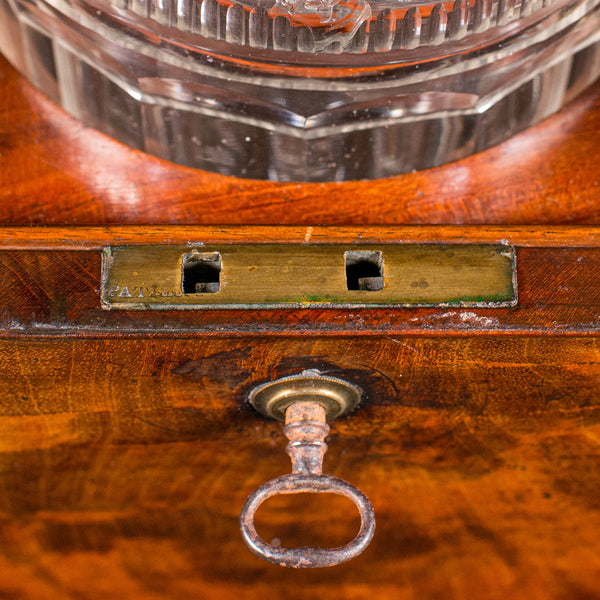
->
<box><xmin>247</xmin><ymin>369</ymin><xmax>362</xmax><ymax>421</ymax></box>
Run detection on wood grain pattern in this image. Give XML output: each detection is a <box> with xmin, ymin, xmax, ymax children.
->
<box><xmin>0</xmin><ymin>231</ymin><xmax>599</xmax><ymax>336</ymax></box>
<box><xmin>2</xmin><ymin>53</ymin><xmax>600</xmax><ymax>226</ymax></box>
<box><xmin>0</xmin><ymin>336</ymin><xmax>599</xmax><ymax>599</ymax></box>
<box><xmin>1</xmin><ymin>224</ymin><xmax>600</xmax><ymax>248</ymax></box>
<box><xmin>0</xmin><ymin>232</ymin><xmax>598</xmax><ymax>598</ymax></box>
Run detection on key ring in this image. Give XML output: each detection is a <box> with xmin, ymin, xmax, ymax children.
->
<box><xmin>240</xmin><ymin>473</ymin><xmax>375</xmax><ymax>568</ymax></box>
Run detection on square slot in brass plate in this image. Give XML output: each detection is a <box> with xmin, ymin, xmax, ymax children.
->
<box><xmin>101</xmin><ymin>244</ymin><xmax>516</xmax><ymax>310</ymax></box>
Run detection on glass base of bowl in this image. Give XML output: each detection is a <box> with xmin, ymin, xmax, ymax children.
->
<box><xmin>2</xmin><ymin>0</ymin><xmax>600</xmax><ymax>181</ymax></box>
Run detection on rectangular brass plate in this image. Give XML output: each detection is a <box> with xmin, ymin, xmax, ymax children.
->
<box><xmin>101</xmin><ymin>244</ymin><xmax>517</xmax><ymax>310</ymax></box>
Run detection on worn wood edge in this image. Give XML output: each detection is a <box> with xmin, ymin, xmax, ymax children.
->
<box><xmin>1</xmin><ymin>225</ymin><xmax>600</xmax><ymax>248</ymax></box>
<box><xmin>1</xmin><ymin>330</ymin><xmax>600</xmax><ymax>340</ymax></box>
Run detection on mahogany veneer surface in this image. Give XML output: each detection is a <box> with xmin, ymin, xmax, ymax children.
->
<box><xmin>2</xmin><ymin>54</ymin><xmax>600</xmax><ymax>226</ymax></box>
<box><xmin>0</xmin><ymin>55</ymin><xmax>600</xmax><ymax>600</ymax></box>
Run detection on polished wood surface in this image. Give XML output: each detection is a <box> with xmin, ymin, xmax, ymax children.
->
<box><xmin>1</xmin><ymin>226</ymin><xmax>600</xmax><ymax>336</ymax></box>
<box><xmin>2</xmin><ymin>54</ymin><xmax>600</xmax><ymax>226</ymax></box>
<box><xmin>1</xmin><ymin>336</ymin><xmax>600</xmax><ymax>599</ymax></box>
<box><xmin>1</xmin><ymin>54</ymin><xmax>600</xmax><ymax>599</ymax></box>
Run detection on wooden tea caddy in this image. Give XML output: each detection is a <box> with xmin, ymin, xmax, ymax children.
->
<box><xmin>1</xmin><ymin>53</ymin><xmax>600</xmax><ymax>597</ymax></box>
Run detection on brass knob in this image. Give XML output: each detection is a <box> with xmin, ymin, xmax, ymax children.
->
<box><xmin>240</xmin><ymin>372</ymin><xmax>375</xmax><ymax>568</ymax></box>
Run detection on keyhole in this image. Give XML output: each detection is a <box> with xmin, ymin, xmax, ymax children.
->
<box><xmin>345</xmin><ymin>251</ymin><xmax>384</xmax><ymax>291</ymax></box>
<box><xmin>182</xmin><ymin>252</ymin><xmax>222</xmax><ymax>294</ymax></box>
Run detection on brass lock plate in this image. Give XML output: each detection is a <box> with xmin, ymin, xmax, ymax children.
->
<box><xmin>101</xmin><ymin>244</ymin><xmax>516</xmax><ymax>310</ymax></box>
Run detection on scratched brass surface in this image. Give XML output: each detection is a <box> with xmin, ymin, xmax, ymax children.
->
<box><xmin>102</xmin><ymin>244</ymin><xmax>516</xmax><ymax>309</ymax></box>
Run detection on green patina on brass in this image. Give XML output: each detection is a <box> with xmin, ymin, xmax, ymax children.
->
<box><xmin>101</xmin><ymin>244</ymin><xmax>516</xmax><ymax>310</ymax></box>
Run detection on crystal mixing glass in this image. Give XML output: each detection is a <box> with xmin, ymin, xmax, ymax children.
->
<box><xmin>1</xmin><ymin>0</ymin><xmax>599</xmax><ymax>180</ymax></box>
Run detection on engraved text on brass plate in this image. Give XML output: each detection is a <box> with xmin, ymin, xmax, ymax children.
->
<box><xmin>101</xmin><ymin>244</ymin><xmax>517</xmax><ymax>309</ymax></box>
